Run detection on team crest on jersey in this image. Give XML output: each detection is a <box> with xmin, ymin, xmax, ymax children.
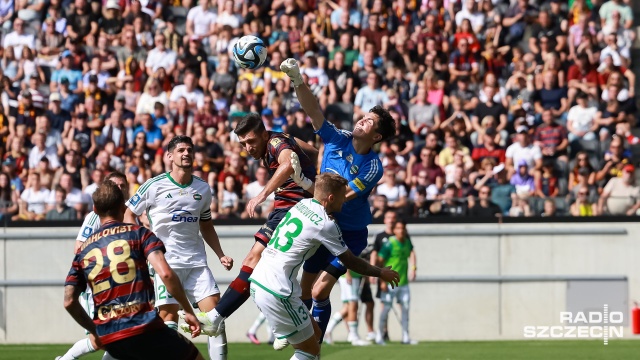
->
<box><xmin>350</xmin><ymin>165</ymin><xmax>359</xmax><ymax>175</ymax></box>
<box><xmin>193</xmin><ymin>194</ymin><xmax>202</xmax><ymax>201</ymax></box>
<box><xmin>270</xmin><ymin>138</ymin><xmax>282</xmax><ymax>147</ymax></box>
<box><xmin>178</xmin><ymin>189</ymin><xmax>188</xmax><ymax>196</ymax></box>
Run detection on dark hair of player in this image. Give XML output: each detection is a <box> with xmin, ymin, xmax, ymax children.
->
<box><xmin>93</xmin><ymin>181</ymin><xmax>125</xmax><ymax>218</ymax></box>
<box><xmin>105</xmin><ymin>171</ymin><xmax>126</xmax><ymax>183</ymax></box>
<box><xmin>167</xmin><ymin>135</ymin><xmax>194</xmax><ymax>153</ymax></box>
<box><xmin>235</xmin><ymin>113</ymin><xmax>266</xmax><ymax>137</ymax></box>
<box><xmin>314</xmin><ymin>173</ymin><xmax>348</xmax><ymax>199</ymax></box>
<box><xmin>370</xmin><ymin>105</ymin><xmax>395</xmax><ymax>143</ymax></box>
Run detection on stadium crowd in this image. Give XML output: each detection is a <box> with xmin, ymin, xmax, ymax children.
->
<box><xmin>0</xmin><ymin>0</ymin><xmax>637</xmax><ymax>221</ymax></box>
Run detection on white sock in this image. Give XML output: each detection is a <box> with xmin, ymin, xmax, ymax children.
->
<box><xmin>378</xmin><ymin>303</ymin><xmax>391</xmax><ymax>341</ymax></box>
<box><xmin>347</xmin><ymin>321</ymin><xmax>359</xmax><ymax>339</ymax></box>
<box><xmin>401</xmin><ymin>303</ymin><xmax>410</xmax><ymax>342</ymax></box>
<box><xmin>101</xmin><ymin>352</ymin><xmax>118</xmax><ymax>360</ymax></box>
<box><xmin>59</xmin><ymin>338</ymin><xmax>95</xmax><ymax>360</ymax></box>
<box><xmin>206</xmin><ymin>308</ymin><xmax>222</xmax><ymax>323</ymax></box>
<box><xmin>165</xmin><ymin>321</ymin><xmax>178</xmax><ymax>331</ymax></box>
<box><xmin>265</xmin><ymin>321</ymin><xmax>275</xmax><ymax>343</ymax></box>
<box><xmin>325</xmin><ymin>312</ymin><xmax>343</xmax><ymax>334</ymax></box>
<box><xmin>248</xmin><ymin>312</ymin><xmax>266</xmax><ymax>334</ymax></box>
<box><xmin>290</xmin><ymin>350</ymin><xmax>317</xmax><ymax>360</ymax></box>
<box><xmin>208</xmin><ymin>327</ymin><xmax>227</xmax><ymax>360</ymax></box>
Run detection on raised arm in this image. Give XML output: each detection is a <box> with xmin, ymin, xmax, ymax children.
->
<box><xmin>245</xmin><ymin>148</ymin><xmax>295</xmax><ymax>217</ymax></box>
<box><xmin>280</xmin><ymin>59</ymin><xmax>325</xmax><ymax>131</ymax></box>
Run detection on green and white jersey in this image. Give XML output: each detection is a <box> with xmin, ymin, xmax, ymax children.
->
<box><xmin>76</xmin><ymin>211</ymin><xmax>101</xmax><ymax>242</ymax></box>
<box><xmin>126</xmin><ymin>172</ymin><xmax>212</xmax><ymax>269</ymax></box>
<box><xmin>250</xmin><ymin>198</ymin><xmax>348</xmax><ymax>299</ymax></box>
<box><xmin>379</xmin><ymin>236</ymin><xmax>413</xmax><ymax>286</ymax></box>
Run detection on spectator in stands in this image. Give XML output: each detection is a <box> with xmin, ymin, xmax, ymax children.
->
<box><xmin>534</xmin><ymin>109</ymin><xmax>569</xmax><ymax>164</ymax></box>
<box><xmin>567</xmin><ymin>91</ymin><xmax>598</xmax><ymax>143</ymax></box>
<box><xmin>376</xmin><ymin>171</ymin><xmax>408</xmax><ymax>212</ymax></box>
<box><xmin>468</xmin><ymin>185</ymin><xmax>501</xmax><ymax>217</ymax></box>
<box><xmin>429</xmin><ymin>183</ymin><xmax>467</xmax><ymax>216</ymax></box>
<box><xmin>0</xmin><ymin>171</ymin><xmax>18</xmax><ymax>221</ymax></box>
<box><xmin>540</xmin><ymin>198</ymin><xmax>558</xmax><ymax>217</ymax></box>
<box><xmin>510</xmin><ymin>160</ymin><xmax>535</xmax><ymax>198</ymax></box>
<box><xmin>354</xmin><ymin>72</ymin><xmax>388</xmax><ymax>120</ymax></box>
<box><xmin>600</xmin><ymin>164</ymin><xmax>640</xmax><ymax>216</ymax></box>
<box><xmin>241</xmin><ymin>166</ymin><xmax>273</xmax><ymax>219</ymax></box>
<box><xmin>596</xmin><ymin>136</ymin><xmax>631</xmax><ymax>184</ymax></box>
<box><xmin>45</xmin><ymin>186</ymin><xmax>77</xmax><ymax>220</ymax></box>
<box><xmin>570</xmin><ymin>185</ymin><xmax>599</xmax><ymax>216</ymax></box>
<box><xmin>506</xmin><ymin>125</ymin><xmax>543</xmax><ymax>176</ymax></box>
<box><xmin>13</xmin><ymin>172</ymin><xmax>49</xmax><ymax>221</ymax></box>
<box><xmin>408</xmin><ymin>147</ymin><xmax>444</xmax><ymax>191</ymax></box>
<box><xmin>2</xmin><ymin>18</ymin><xmax>35</xmax><ymax>60</ymax></box>
<box><xmin>29</xmin><ymin>132</ymin><xmax>60</xmax><ymax>170</ymax></box>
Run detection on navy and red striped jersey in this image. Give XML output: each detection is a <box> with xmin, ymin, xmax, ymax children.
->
<box><xmin>65</xmin><ymin>221</ymin><xmax>165</xmax><ymax>345</ymax></box>
<box><xmin>263</xmin><ymin>131</ymin><xmax>316</xmax><ymax>208</ymax></box>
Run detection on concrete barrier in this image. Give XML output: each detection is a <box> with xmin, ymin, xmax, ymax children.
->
<box><xmin>0</xmin><ymin>222</ymin><xmax>637</xmax><ymax>343</ymax></box>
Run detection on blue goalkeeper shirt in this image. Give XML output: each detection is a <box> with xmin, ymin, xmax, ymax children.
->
<box><xmin>315</xmin><ymin>120</ymin><xmax>383</xmax><ymax>231</ymax></box>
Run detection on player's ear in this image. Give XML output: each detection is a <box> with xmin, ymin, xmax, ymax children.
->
<box><xmin>373</xmin><ymin>133</ymin><xmax>382</xmax><ymax>143</ymax></box>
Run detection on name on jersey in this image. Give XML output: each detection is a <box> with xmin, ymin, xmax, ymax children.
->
<box><xmin>294</xmin><ymin>202</ymin><xmax>322</xmax><ymax>225</ymax></box>
<box><xmin>170</xmin><ymin>209</ymin><xmax>199</xmax><ymax>223</ymax></box>
<box><xmin>81</xmin><ymin>225</ymin><xmax>135</xmax><ymax>252</ymax></box>
<box><xmin>97</xmin><ymin>300</ymin><xmax>143</xmax><ymax>321</ymax></box>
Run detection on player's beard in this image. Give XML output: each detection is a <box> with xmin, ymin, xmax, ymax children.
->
<box><xmin>175</xmin><ymin>157</ymin><xmax>193</xmax><ymax>170</ymax></box>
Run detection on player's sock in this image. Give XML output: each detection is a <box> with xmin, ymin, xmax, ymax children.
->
<box><xmin>208</xmin><ymin>328</ymin><xmax>228</xmax><ymax>360</ymax></box>
<box><xmin>165</xmin><ymin>321</ymin><xmax>178</xmax><ymax>331</ymax></box>
<box><xmin>302</xmin><ymin>298</ymin><xmax>313</xmax><ymax>311</ymax></box>
<box><xmin>290</xmin><ymin>349</ymin><xmax>317</xmax><ymax>360</ymax></box>
<box><xmin>311</xmin><ymin>297</ymin><xmax>331</xmax><ymax>342</ymax></box>
<box><xmin>266</xmin><ymin>321</ymin><xmax>275</xmax><ymax>344</ymax></box>
<box><xmin>215</xmin><ymin>265</ymin><xmax>253</xmax><ymax>317</ymax></box>
<box><xmin>59</xmin><ymin>338</ymin><xmax>96</xmax><ymax>359</ymax></box>
<box><xmin>401</xmin><ymin>303</ymin><xmax>410</xmax><ymax>342</ymax></box>
<box><xmin>347</xmin><ymin>321</ymin><xmax>359</xmax><ymax>340</ymax></box>
<box><xmin>248</xmin><ymin>312</ymin><xmax>266</xmax><ymax>334</ymax></box>
<box><xmin>377</xmin><ymin>303</ymin><xmax>391</xmax><ymax>343</ymax></box>
<box><xmin>101</xmin><ymin>352</ymin><xmax>118</xmax><ymax>360</ymax></box>
<box><xmin>325</xmin><ymin>312</ymin><xmax>343</xmax><ymax>334</ymax></box>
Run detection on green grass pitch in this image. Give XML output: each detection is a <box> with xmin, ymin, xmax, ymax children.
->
<box><xmin>0</xmin><ymin>340</ymin><xmax>637</xmax><ymax>360</ymax></box>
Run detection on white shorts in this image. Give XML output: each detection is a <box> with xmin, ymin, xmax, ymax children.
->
<box><xmin>380</xmin><ymin>285</ymin><xmax>410</xmax><ymax>307</ymax></box>
<box><xmin>80</xmin><ymin>287</ymin><xmax>94</xmax><ymax>335</ymax></box>
<box><xmin>249</xmin><ymin>282</ymin><xmax>315</xmax><ymax>345</ymax></box>
<box><xmin>338</xmin><ymin>277</ymin><xmax>357</xmax><ymax>303</ymax></box>
<box><xmin>153</xmin><ymin>266</ymin><xmax>220</xmax><ymax>307</ymax></box>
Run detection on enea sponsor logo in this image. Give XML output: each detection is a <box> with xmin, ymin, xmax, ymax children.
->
<box><xmin>171</xmin><ymin>209</ymin><xmax>199</xmax><ymax>223</ymax></box>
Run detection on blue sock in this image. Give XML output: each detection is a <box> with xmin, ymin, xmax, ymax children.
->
<box><xmin>302</xmin><ymin>298</ymin><xmax>312</xmax><ymax>311</ymax></box>
<box><xmin>311</xmin><ymin>297</ymin><xmax>331</xmax><ymax>343</ymax></box>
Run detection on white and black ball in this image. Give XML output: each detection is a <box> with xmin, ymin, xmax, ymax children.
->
<box><xmin>232</xmin><ymin>35</ymin><xmax>268</xmax><ymax>70</ymax></box>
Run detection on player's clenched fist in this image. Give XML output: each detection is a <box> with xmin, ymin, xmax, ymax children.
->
<box><xmin>219</xmin><ymin>255</ymin><xmax>234</xmax><ymax>271</ymax></box>
<box><xmin>280</xmin><ymin>58</ymin><xmax>304</xmax><ymax>86</ymax></box>
<box><xmin>290</xmin><ymin>152</ymin><xmax>313</xmax><ymax>191</ymax></box>
<box><xmin>380</xmin><ymin>266</ymin><xmax>401</xmax><ymax>289</ymax></box>
<box><xmin>181</xmin><ymin>311</ymin><xmax>202</xmax><ymax>338</ymax></box>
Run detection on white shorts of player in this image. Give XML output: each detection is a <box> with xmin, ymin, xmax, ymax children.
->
<box><xmin>380</xmin><ymin>285</ymin><xmax>410</xmax><ymax>307</ymax></box>
<box><xmin>153</xmin><ymin>266</ymin><xmax>220</xmax><ymax>307</ymax></box>
<box><xmin>338</xmin><ymin>277</ymin><xmax>358</xmax><ymax>303</ymax></box>
<box><xmin>79</xmin><ymin>287</ymin><xmax>94</xmax><ymax>335</ymax></box>
<box><xmin>249</xmin><ymin>283</ymin><xmax>315</xmax><ymax>345</ymax></box>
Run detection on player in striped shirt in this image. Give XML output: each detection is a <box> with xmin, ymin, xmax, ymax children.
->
<box><xmin>281</xmin><ymin>58</ymin><xmax>396</xmax><ymax>345</ymax></box>
<box><xmin>57</xmin><ymin>171</ymin><xmax>128</xmax><ymax>360</ymax></box>
<box><xmin>64</xmin><ymin>181</ymin><xmax>204</xmax><ymax>360</ymax></box>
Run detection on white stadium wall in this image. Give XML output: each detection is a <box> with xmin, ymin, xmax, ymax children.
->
<box><xmin>1</xmin><ymin>222</ymin><xmax>639</xmax><ymax>343</ymax></box>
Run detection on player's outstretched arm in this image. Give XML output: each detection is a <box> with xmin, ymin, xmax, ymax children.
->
<box><xmin>247</xmin><ymin>148</ymin><xmax>296</xmax><ymax>217</ymax></box>
<box><xmin>147</xmin><ymin>250</ymin><xmax>202</xmax><ymax>337</ymax></box>
<box><xmin>200</xmin><ymin>219</ymin><xmax>233</xmax><ymax>270</ymax></box>
<box><xmin>280</xmin><ymin>59</ymin><xmax>325</xmax><ymax>131</ymax></box>
<box><xmin>290</xmin><ymin>151</ymin><xmax>314</xmax><ymax>194</ymax></box>
<box><xmin>64</xmin><ymin>285</ymin><xmax>98</xmax><ymax>337</ymax></box>
<box><xmin>338</xmin><ymin>250</ymin><xmax>400</xmax><ymax>288</ymax></box>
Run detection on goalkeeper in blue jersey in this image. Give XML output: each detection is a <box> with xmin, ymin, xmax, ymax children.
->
<box><xmin>279</xmin><ymin>58</ymin><xmax>396</xmax><ymax>346</ymax></box>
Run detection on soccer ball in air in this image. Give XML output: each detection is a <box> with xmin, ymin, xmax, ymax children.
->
<box><xmin>232</xmin><ymin>35</ymin><xmax>268</xmax><ymax>70</ymax></box>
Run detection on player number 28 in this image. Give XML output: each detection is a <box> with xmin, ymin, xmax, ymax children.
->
<box><xmin>82</xmin><ymin>239</ymin><xmax>136</xmax><ymax>294</ymax></box>
<box><xmin>269</xmin><ymin>212</ymin><xmax>303</xmax><ymax>252</ymax></box>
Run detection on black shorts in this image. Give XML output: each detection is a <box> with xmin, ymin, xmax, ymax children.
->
<box><xmin>104</xmin><ymin>326</ymin><xmax>200</xmax><ymax>360</ymax></box>
<box><xmin>254</xmin><ymin>207</ymin><xmax>290</xmax><ymax>246</ymax></box>
<box><xmin>360</xmin><ymin>279</ymin><xmax>373</xmax><ymax>303</ymax></box>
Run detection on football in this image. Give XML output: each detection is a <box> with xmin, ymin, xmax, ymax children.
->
<box><xmin>232</xmin><ymin>35</ymin><xmax>268</xmax><ymax>70</ymax></box>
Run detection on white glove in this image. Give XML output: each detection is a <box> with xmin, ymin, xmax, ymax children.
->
<box><xmin>280</xmin><ymin>58</ymin><xmax>304</xmax><ymax>87</ymax></box>
<box><xmin>290</xmin><ymin>152</ymin><xmax>313</xmax><ymax>191</ymax></box>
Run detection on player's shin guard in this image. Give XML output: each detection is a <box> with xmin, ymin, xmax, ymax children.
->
<box><xmin>59</xmin><ymin>338</ymin><xmax>96</xmax><ymax>360</ymax></box>
<box><xmin>311</xmin><ymin>297</ymin><xmax>331</xmax><ymax>342</ymax></box>
<box><xmin>290</xmin><ymin>350</ymin><xmax>318</xmax><ymax>360</ymax></box>
<box><xmin>208</xmin><ymin>327</ymin><xmax>228</xmax><ymax>360</ymax></box>
<box><xmin>215</xmin><ymin>266</ymin><xmax>253</xmax><ymax>317</ymax></box>
<box><xmin>165</xmin><ymin>321</ymin><xmax>178</xmax><ymax>331</ymax></box>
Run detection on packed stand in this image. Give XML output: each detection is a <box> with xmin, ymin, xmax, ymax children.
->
<box><xmin>0</xmin><ymin>0</ymin><xmax>637</xmax><ymax>222</ymax></box>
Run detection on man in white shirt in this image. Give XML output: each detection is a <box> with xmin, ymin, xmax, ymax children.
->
<box><xmin>2</xmin><ymin>18</ymin><xmax>35</xmax><ymax>59</ymax></box>
<box><xmin>169</xmin><ymin>71</ymin><xmax>204</xmax><ymax>111</ymax></box>
<box><xmin>567</xmin><ymin>91</ymin><xmax>598</xmax><ymax>143</ymax></box>
<box><xmin>29</xmin><ymin>132</ymin><xmax>60</xmax><ymax>170</ymax></box>
<box><xmin>146</xmin><ymin>33</ymin><xmax>177</xmax><ymax>77</ymax></box>
<box><xmin>455</xmin><ymin>0</ymin><xmax>486</xmax><ymax>33</ymax></box>
<box><xmin>14</xmin><ymin>172</ymin><xmax>50</xmax><ymax>221</ymax></box>
<box><xmin>354</xmin><ymin>73</ymin><xmax>389</xmax><ymax>120</ymax></box>
<box><xmin>186</xmin><ymin>0</ymin><xmax>217</xmax><ymax>42</ymax></box>
<box><xmin>242</xmin><ymin>166</ymin><xmax>274</xmax><ymax>219</ymax></box>
<box><xmin>47</xmin><ymin>172</ymin><xmax>89</xmax><ymax>215</ymax></box>
<box><xmin>505</xmin><ymin>125</ymin><xmax>542</xmax><ymax>176</ymax></box>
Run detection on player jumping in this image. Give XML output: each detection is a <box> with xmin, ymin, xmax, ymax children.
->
<box><xmin>124</xmin><ymin>135</ymin><xmax>233</xmax><ymax>360</ymax></box>
<box><xmin>279</xmin><ymin>58</ymin><xmax>396</xmax><ymax>344</ymax></box>
<box><xmin>249</xmin><ymin>173</ymin><xmax>400</xmax><ymax>360</ymax></box>
<box><xmin>63</xmin><ymin>181</ymin><xmax>205</xmax><ymax>360</ymax></box>
<box><xmin>201</xmin><ymin>113</ymin><xmax>317</xmax><ymax>336</ymax></box>
<box><xmin>57</xmin><ymin>171</ymin><xmax>129</xmax><ymax>360</ymax></box>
